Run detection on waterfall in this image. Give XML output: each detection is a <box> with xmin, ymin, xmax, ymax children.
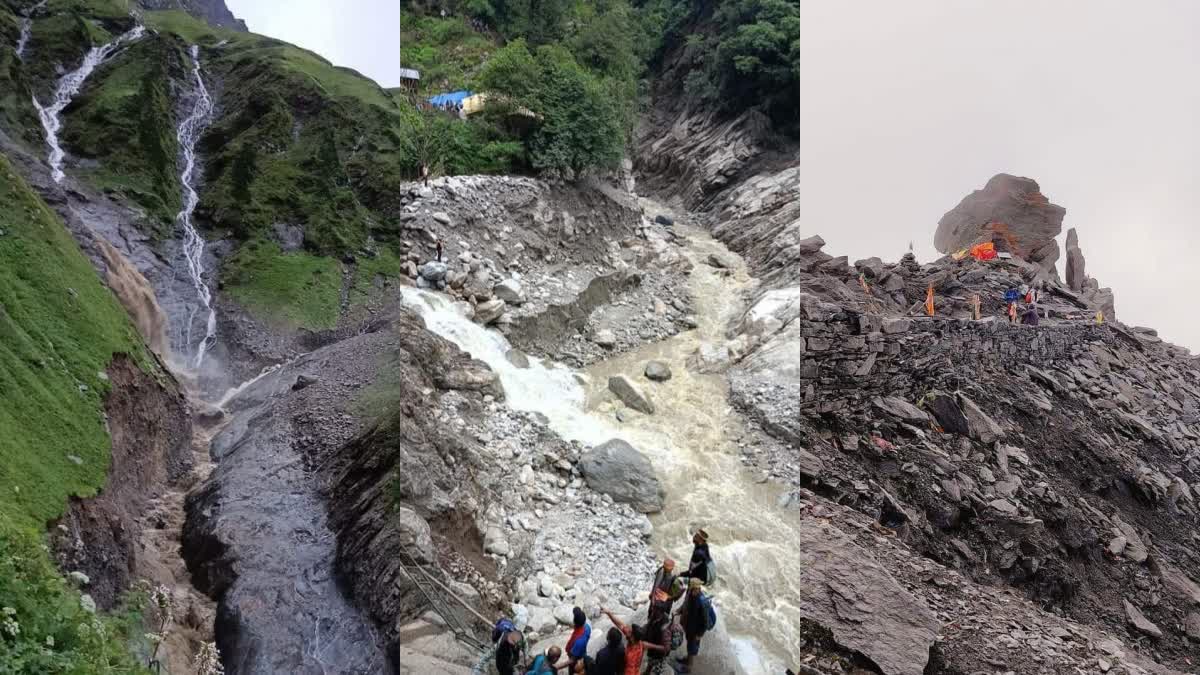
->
<box><xmin>175</xmin><ymin>45</ymin><xmax>217</xmax><ymax>369</ymax></box>
<box><xmin>32</xmin><ymin>24</ymin><xmax>145</xmax><ymax>184</ymax></box>
<box><xmin>16</xmin><ymin>0</ymin><xmax>48</xmax><ymax>61</ymax></box>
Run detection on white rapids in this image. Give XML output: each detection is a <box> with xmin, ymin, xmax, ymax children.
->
<box><xmin>175</xmin><ymin>45</ymin><xmax>217</xmax><ymax>368</ymax></box>
<box><xmin>16</xmin><ymin>0</ymin><xmax>48</xmax><ymax>60</ymax></box>
<box><xmin>32</xmin><ymin>24</ymin><xmax>145</xmax><ymax>184</ymax></box>
<box><xmin>401</xmin><ymin>224</ymin><xmax>805</xmax><ymax>674</ymax></box>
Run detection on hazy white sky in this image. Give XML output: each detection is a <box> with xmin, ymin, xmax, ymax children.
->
<box><xmin>225</xmin><ymin>0</ymin><xmax>400</xmax><ymax>86</ymax></box>
<box><xmin>801</xmin><ymin>0</ymin><xmax>1200</xmax><ymax>351</ymax></box>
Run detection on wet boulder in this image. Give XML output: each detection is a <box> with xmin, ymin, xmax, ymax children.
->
<box><xmin>474</xmin><ymin>299</ymin><xmax>506</xmax><ymax>325</ymax></box>
<box><xmin>580</xmin><ymin>439</ymin><xmax>665</xmax><ymax>513</ymax></box>
<box><xmin>643</xmin><ymin>361</ymin><xmax>672</xmax><ymax>382</ymax></box>
<box><xmin>493</xmin><ymin>278</ymin><xmax>525</xmax><ymax>305</ymax></box>
<box><xmin>418</xmin><ymin>261</ymin><xmax>448</xmax><ymax>282</ymax></box>
<box><xmin>608</xmin><ymin>375</ymin><xmax>654</xmax><ymax>414</ymax></box>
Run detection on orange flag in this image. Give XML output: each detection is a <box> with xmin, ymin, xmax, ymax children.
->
<box><xmin>925</xmin><ymin>284</ymin><xmax>935</xmax><ymax>316</ymax></box>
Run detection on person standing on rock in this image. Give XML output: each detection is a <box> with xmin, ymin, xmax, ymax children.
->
<box><xmin>420</xmin><ymin>163</ymin><xmax>429</xmax><ymax>186</ymax></box>
<box><xmin>562</xmin><ymin>607</ymin><xmax>591</xmax><ymax>670</ymax></box>
<box><xmin>676</xmin><ymin>530</ymin><xmax>713</xmax><ymax>586</ymax></box>
<box><xmin>601</xmin><ymin>608</ymin><xmax>668</xmax><ymax>675</ymax></box>
<box><xmin>591</xmin><ymin>627</ymin><xmax>626</xmax><ymax>675</ymax></box>
<box><xmin>436</xmin><ymin>237</ymin><xmax>444</xmax><ymax>263</ymax></box>
<box><xmin>673</xmin><ymin>579</ymin><xmax>711</xmax><ymax>673</ymax></box>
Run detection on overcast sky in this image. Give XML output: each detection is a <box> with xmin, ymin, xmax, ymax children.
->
<box><xmin>225</xmin><ymin>0</ymin><xmax>400</xmax><ymax>86</ymax></box>
<box><xmin>800</xmin><ymin>0</ymin><xmax>1200</xmax><ymax>352</ymax></box>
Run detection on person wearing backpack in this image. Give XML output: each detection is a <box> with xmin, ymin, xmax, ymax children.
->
<box><xmin>493</xmin><ymin>621</ymin><xmax>525</xmax><ymax>675</ymax></box>
<box><xmin>676</xmin><ymin>530</ymin><xmax>714</xmax><ymax>586</ymax></box>
<box><xmin>591</xmin><ymin>626</ymin><xmax>626</xmax><ymax>675</ymax></box>
<box><xmin>673</xmin><ymin>579</ymin><xmax>715</xmax><ymax>673</ymax></box>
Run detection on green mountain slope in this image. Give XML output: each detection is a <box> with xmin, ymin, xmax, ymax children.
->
<box><xmin>0</xmin><ymin>153</ymin><xmax>153</xmax><ymax>674</ymax></box>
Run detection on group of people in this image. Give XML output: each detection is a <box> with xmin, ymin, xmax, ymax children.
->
<box><xmin>1004</xmin><ymin>282</ymin><xmax>1043</xmax><ymax>326</ymax></box>
<box><xmin>494</xmin><ymin>530</ymin><xmax>717</xmax><ymax>675</ymax></box>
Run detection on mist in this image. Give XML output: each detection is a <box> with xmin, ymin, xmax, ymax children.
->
<box><xmin>799</xmin><ymin>0</ymin><xmax>1200</xmax><ymax>351</ymax></box>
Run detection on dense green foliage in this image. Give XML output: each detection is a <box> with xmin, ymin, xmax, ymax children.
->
<box><xmin>399</xmin><ymin>13</ymin><xmax>496</xmax><ymax>95</ymax></box>
<box><xmin>637</xmin><ymin>0</ymin><xmax>799</xmax><ymax>129</ymax></box>
<box><xmin>221</xmin><ymin>239</ymin><xmax>342</xmax><ymax>330</ymax></box>
<box><xmin>0</xmin><ymin>155</ymin><xmax>152</xmax><ymax>673</ymax></box>
<box><xmin>479</xmin><ymin>40</ymin><xmax>624</xmax><ymax>175</ymax></box>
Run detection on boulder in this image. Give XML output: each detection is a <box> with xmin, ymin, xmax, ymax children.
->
<box><xmin>1065</xmin><ymin>227</ymin><xmax>1087</xmax><ymax>292</ymax></box>
<box><xmin>957</xmin><ymin>393</ymin><xmax>1004</xmax><ymax>443</ymax></box>
<box><xmin>927</xmin><ymin>393</ymin><xmax>969</xmax><ymax>436</ymax></box>
<box><xmin>419</xmin><ymin>261</ymin><xmax>449</xmax><ymax>282</ymax></box>
<box><xmin>881</xmin><ymin>317</ymin><xmax>911</xmax><ymax>334</ymax></box>
<box><xmin>527</xmin><ymin>606</ymin><xmax>556</xmax><ymax>635</ymax></box>
<box><xmin>506</xmin><ymin>349</ymin><xmax>530</xmax><ymax>369</ymax></box>
<box><xmin>793</xmin><ymin>234</ymin><xmax>826</xmax><ymax>255</ymax></box>
<box><xmin>593</xmin><ymin>329</ymin><xmax>617</xmax><ymax>348</ymax></box>
<box><xmin>934</xmin><ymin>174</ymin><xmax>1066</xmax><ymax>274</ymax></box>
<box><xmin>483</xmin><ymin>526</ymin><xmax>509</xmax><ymax>557</ymax></box>
<box><xmin>608</xmin><ymin>375</ymin><xmax>654</xmax><ymax>414</ymax></box>
<box><xmin>654</xmin><ymin>214</ymin><xmax>674</xmax><ymax>226</ymax></box>
<box><xmin>579</xmin><ymin>439</ymin><xmax>665</xmax><ymax>513</ymax></box>
<box><xmin>1111</xmin><ymin>515</ymin><xmax>1148</xmax><ymax>563</ymax></box>
<box><xmin>643</xmin><ymin>361</ymin><xmax>672</xmax><ymax>382</ymax></box>
<box><xmin>493</xmin><ymin>278</ymin><xmax>525</xmax><ymax>305</ymax></box>
<box><xmin>474</xmin><ymin>299</ymin><xmax>506</xmax><ymax>325</ymax></box>
<box><xmin>873</xmin><ymin>397</ymin><xmax>930</xmax><ymax>425</ymax></box>
<box><xmin>1122</xmin><ymin>598</ymin><xmax>1162</xmax><ymax>639</ymax></box>
<box><xmin>432</xmin><ymin>211</ymin><xmax>452</xmax><ymax>225</ymax></box>
<box><xmin>1186</xmin><ymin>612</ymin><xmax>1200</xmax><ymax>642</ymax></box>
<box><xmin>706</xmin><ymin>252</ymin><xmax>738</xmax><ymax>269</ymax></box>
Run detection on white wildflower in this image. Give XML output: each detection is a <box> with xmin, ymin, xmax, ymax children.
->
<box><xmin>193</xmin><ymin>641</ymin><xmax>225</xmax><ymax>675</ymax></box>
<box><xmin>2</xmin><ymin>616</ymin><xmax>19</xmax><ymax>637</ymax></box>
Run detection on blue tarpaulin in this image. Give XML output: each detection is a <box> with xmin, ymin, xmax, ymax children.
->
<box><xmin>428</xmin><ymin>90</ymin><xmax>472</xmax><ymax>107</ymax></box>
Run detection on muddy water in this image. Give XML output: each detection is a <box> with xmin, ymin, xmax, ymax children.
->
<box><xmin>583</xmin><ymin>226</ymin><xmax>798</xmax><ymax>673</ymax></box>
<box><xmin>403</xmin><ymin>222</ymin><xmax>803</xmax><ymax>672</ymax></box>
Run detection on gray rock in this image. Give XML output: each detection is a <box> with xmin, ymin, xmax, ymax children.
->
<box><xmin>1065</xmin><ymin>227</ymin><xmax>1087</xmax><ymax>292</ymax></box>
<box><xmin>432</xmin><ymin>211</ymin><xmax>451</xmax><ymax>225</ymax></box>
<box><xmin>873</xmin><ymin>396</ymin><xmax>929</xmax><ymax>424</ymax></box>
<box><xmin>493</xmin><ymin>278</ymin><xmax>525</xmax><ymax>305</ymax></box>
<box><xmin>484</xmin><ymin>527</ymin><xmax>510</xmax><ymax>556</ymax></box>
<box><xmin>643</xmin><ymin>361</ymin><xmax>672</xmax><ymax>382</ymax></box>
<box><xmin>1160</xmin><ymin>563</ymin><xmax>1200</xmax><ymax>605</ymax></box>
<box><xmin>882</xmin><ymin>317</ymin><xmax>912</xmax><ymax>334</ymax></box>
<box><xmin>958</xmin><ymin>393</ymin><xmax>1004</xmax><ymax>443</ymax></box>
<box><xmin>417</xmin><ymin>186</ymin><xmax>434</xmax><ymax>199</ymax></box>
<box><xmin>1122</xmin><ymin>598</ymin><xmax>1162</xmax><ymax>639</ymax></box>
<box><xmin>271</xmin><ymin>223</ymin><xmax>304</xmax><ymax>252</ymax></box>
<box><xmin>553</xmin><ymin>604</ymin><xmax>575</xmax><ymax>625</ymax></box>
<box><xmin>527</xmin><ymin>606</ymin><xmax>556</xmax><ymax>635</ymax></box>
<box><xmin>292</xmin><ymin>374</ymin><xmax>318</xmax><ymax>391</ymax></box>
<box><xmin>402</xmin><ymin>261</ymin><xmax>419</xmax><ymax>278</ymax></box>
<box><xmin>989</xmin><ymin>499</ymin><xmax>1019</xmax><ymax>516</ymax></box>
<box><xmin>654</xmin><ymin>214</ymin><xmax>674</xmax><ymax>226</ymax></box>
<box><xmin>418</xmin><ymin>261</ymin><xmax>449</xmax><ymax>282</ymax></box>
<box><xmin>793</xmin><ymin>234</ymin><xmax>826</xmax><ymax>255</ymax></box>
<box><xmin>1185</xmin><ymin>612</ymin><xmax>1200</xmax><ymax>642</ymax></box>
<box><xmin>506</xmin><ymin>349</ymin><xmax>530</xmax><ymax>369</ymax></box>
<box><xmin>579</xmin><ymin>439</ymin><xmax>665</xmax><ymax>513</ymax></box>
<box><xmin>593</xmin><ymin>329</ymin><xmax>617</xmax><ymax>348</ymax></box>
<box><xmin>608</xmin><ymin>375</ymin><xmax>654</xmax><ymax>414</ymax></box>
<box><xmin>474</xmin><ymin>299</ymin><xmax>506</xmax><ymax>325</ymax></box>
<box><xmin>935</xmin><ymin>174</ymin><xmax>1066</xmax><ymax>274</ymax></box>
<box><xmin>1112</xmin><ymin>515</ymin><xmax>1148</xmax><ymax>563</ymax></box>
<box><xmin>706</xmin><ymin>252</ymin><xmax>738</xmax><ymax>269</ymax></box>
<box><xmin>928</xmin><ymin>393</ymin><xmax>970</xmax><ymax>436</ymax></box>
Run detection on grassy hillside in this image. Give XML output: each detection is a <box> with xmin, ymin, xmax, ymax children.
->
<box><xmin>0</xmin><ymin>153</ymin><xmax>152</xmax><ymax>673</ymax></box>
<box><xmin>400</xmin><ymin>13</ymin><xmax>497</xmax><ymax>95</ymax></box>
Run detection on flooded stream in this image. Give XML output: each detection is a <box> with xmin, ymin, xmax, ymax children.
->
<box><xmin>403</xmin><ymin>222</ymin><xmax>804</xmax><ymax>673</ymax></box>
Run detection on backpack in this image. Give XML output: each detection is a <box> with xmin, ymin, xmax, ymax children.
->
<box><xmin>699</xmin><ymin>593</ymin><xmax>717</xmax><ymax>631</ymax></box>
<box><xmin>1004</xmin><ymin>289</ymin><xmax>1019</xmax><ymax>303</ymax></box>
<box><xmin>492</xmin><ymin>617</ymin><xmax>515</xmax><ymax>643</ymax></box>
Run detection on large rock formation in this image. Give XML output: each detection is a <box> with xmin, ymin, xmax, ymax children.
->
<box><xmin>1065</xmin><ymin>227</ymin><xmax>1087</xmax><ymax>291</ymax></box>
<box><xmin>137</xmin><ymin>0</ymin><xmax>247</xmax><ymax>30</ymax></box>
<box><xmin>935</xmin><ymin>174</ymin><xmax>1066</xmax><ymax>275</ymax></box>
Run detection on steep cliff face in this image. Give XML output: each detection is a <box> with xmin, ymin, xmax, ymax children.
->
<box><xmin>138</xmin><ymin>0</ymin><xmax>247</xmax><ymax>31</ymax></box>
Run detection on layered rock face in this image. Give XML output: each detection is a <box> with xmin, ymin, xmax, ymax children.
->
<box><xmin>935</xmin><ymin>174</ymin><xmax>1067</xmax><ymax>275</ymax></box>
<box><xmin>1066</xmin><ymin>226</ymin><xmax>1118</xmax><ymax>321</ymax></box>
<box><xmin>137</xmin><ymin>0</ymin><xmax>247</xmax><ymax>30</ymax></box>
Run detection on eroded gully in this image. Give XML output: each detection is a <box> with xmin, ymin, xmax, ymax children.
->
<box><xmin>404</xmin><ymin>219</ymin><xmax>801</xmax><ymax>673</ymax></box>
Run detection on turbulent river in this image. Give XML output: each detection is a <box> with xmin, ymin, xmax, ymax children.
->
<box><xmin>403</xmin><ymin>221</ymin><xmax>804</xmax><ymax>673</ymax></box>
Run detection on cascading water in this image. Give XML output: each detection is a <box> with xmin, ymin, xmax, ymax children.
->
<box><xmin>175</xmin><ymin>45</ymin><xmax>217</xmax><ymax>369</ymax></box>
<box><xmin>32</xmin><ymin>24</ymin><xmax>145</xmax><ymax>183</ymax></box>
<box><xmin>401</xmin><ymin>223</ymin><xmax>801</xmax><ymax>673</ymax></box>
<box><xmin>15</xmin><ymin>0</ymin><xmax>48</xmax><ymax>60</ymax></box>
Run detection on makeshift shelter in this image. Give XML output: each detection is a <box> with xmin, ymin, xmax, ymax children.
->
<box><xmin>428</xmin><ymin>90</ymin><xmax>473</xmax><ymax>111</ymax></box>
<box><xmin>397</xmin><ymin>68</ymin><xmax>421</xmax><ymax>93</ymax></box>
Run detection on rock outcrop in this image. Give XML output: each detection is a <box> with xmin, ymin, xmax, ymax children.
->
<box><xmin>935</xmin><ymin>174</ymin><xmax>1066</xmax><ymax>276</ymax></box>
<box><xmin>579</xmin><ymin>439</ymin><xmax>665</xmax><ymax>513</ymax></box>
<box><xmin>1065</xmin><ymin>227</ymin><xmax>1087</xmax><ymax>291</ymax></box>
<box><xmin>136</xmin><ymin>0</ymin><xmax>247</xmax><ymax>30</ymax></box>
